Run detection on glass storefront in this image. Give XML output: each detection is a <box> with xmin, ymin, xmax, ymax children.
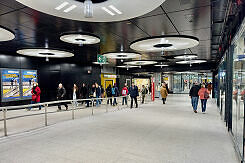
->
<box><xmin>218</xmin><ymin>57</ymin><xmax>226</xmax><ymax>119</ymax></box>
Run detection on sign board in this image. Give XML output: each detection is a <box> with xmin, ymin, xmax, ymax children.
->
<box><xmin>97</xmin><ymin>55</ymin><xmax>107</xmax><ymax>64</ymax></box>
<box><xmin>22</xmin><ymin>70</ymin><xmax>37</xmax><ymax>98</ymax></box>
<box><xmin>104</xmin><ymin>74</ymin><xmax>117</xmax><ymax>78</ymax></box>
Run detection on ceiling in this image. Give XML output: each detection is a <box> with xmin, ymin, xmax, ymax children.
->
<box><xmin>0</xmin><ymin>0</ymin><xmax>213</xmax><ymax>70</ymax></box>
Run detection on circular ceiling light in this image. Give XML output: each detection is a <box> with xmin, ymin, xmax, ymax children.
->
<box><xmin>103</xmin><ymin>52</ymin><xmax>141</xmax><ymax>59</ymax></box>
<box><xmin>0</xmin><ymin>26</ymin><xmax>15</xmax><ymax>41</ymax></box>
<box><xmin>60</xmin><ymin>32</ymin><xmax>100</xmax><ymax>45</ymax></box>
<box><xmin>154</xmin><ymin>64</ymin><xmax>169</xmax><ymax>67</ymax></box>
<box><xmin>176</xmin><ymin>60</ymin><xmax>207</xmax><ymax>64</ymax></box>
<box><xmin>92</xmin><ymin>62</ymin><xmax>109</xmax><ymax>65</ymax></box>
<box><xmin>124</xmin><ymin>60</ymin><xmax>157</xmax><ymax>66</ymax></box>
<box><xmin>117</xmin><ymin>65</ymin><xmax>139</xmax><ymax>68</ymax></box>
<box><xmin>130</xmin><ymin>35</ymin><xmax>199</xmax><ymax>52</ymax></box>
<box><xmin>17</xmin><ymin>48</ymin><xmax>74</xmax><ymax>58</ymax></box>
<box><xmin>174</xmin><ymin>54</ymin><xmax>198</xmax><ymax>59</ymax></box>
<box><xmin>16</xmin><ymin>0</ymin><xmax>166</xmax><ymax>22</ymax></box>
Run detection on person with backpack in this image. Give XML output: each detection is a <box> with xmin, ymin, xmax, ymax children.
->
<box><xmin>122</xmin><ymin>83</ymin><xmax>128</xmax><ymax>105</ymax></box>
<box><xmin>106</xmin><ymin>84</ymin><xmax>112</xmax><ymax>105</ymax></box>
<box><xmin>28</xmin><ymin>82</ymin><xmax>41</xmax><ymax>110</ymax></box>
<box><xmin>198</xmin><ymin>84</ymin><xmax>210</xmax><ymax>113</ymax></box>
<box><xmin>141</xmin><ymin>85</ymin><xmax>147</xmax><ymax>104</ymax></box>
<box><xmin>112</xmin><ymin>83</ymin><xmax>119</xmax><ymax>106</ymax></box>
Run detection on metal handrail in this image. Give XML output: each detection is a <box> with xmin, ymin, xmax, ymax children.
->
<box><xmin>1</xmin><ymin>95</ymin><xmax>152</xmax><ymax>137</ymax></box>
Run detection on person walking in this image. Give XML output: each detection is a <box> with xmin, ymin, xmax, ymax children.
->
<box><xmin>198</xmin><ymin>84</ymin><xmax>210</xmax><ymax>113</ymax></box>
<box><xmin>57</xmin><ymin>83</ymin><xmax>68</xmax><ymax>111</ymax></box>
<box><xmin>106</xmin><ymin>84</ymin><xmax>112</xmax><ymax>105</ymax></box>
<box><xmin>101</xmin><ymin>85</ymin><xmax>105</xmax><ymax>98</ymax></box>
<box><xmin>29</xmin><ymin>82</ymin><xmax>41</xmax><ymax>110</ymax></box>
<box><xmin>80</xmin><ymin>83</ymin><xmax>89</xmax><ymax>107</ymax></box>
<box><xmin>129</xmin><ymin>83</ymin><xmax>139</xmax><ymax>108</ymax></box>
<box><xmin>73</xmin><ymin>84</ymin><xmax>79</xmax><ymax>107</ymax></box>
<box><xmin>141</xmin><ymin>85</ymin><xmax>147</xmax><ymax>104</ymax></box>
<box><xmin>95</xmin><ymin>83</ymin><xmax>101</xmax><ymax>107</ymax></box>
<box><xmin>122</xmin><ymin>83</ymin><xmax>128</xmax><ymax>105</ymax></box>
<box><xmin>160</xmin><ymin>83</ymin><xmax>168</xmax><ymax>104</ymax></box>
<box><xmin>189</xmin><ymin>82</ymin><xmax>201</xmax><ymax>113</ymax></box>
<box><xmin>112</xmin><ymin>83</ymin><xmax>119</xmax><ymax>106</ymax></box>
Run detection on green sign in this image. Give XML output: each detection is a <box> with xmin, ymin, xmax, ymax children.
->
<box><xmin>97</xmin><ymin>55</ymin><xmax>107</xmax><ymax>63</ymax></box>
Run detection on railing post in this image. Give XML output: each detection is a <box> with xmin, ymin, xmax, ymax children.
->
<box><xmin>106</xmin><ymin>97</ymin><xmax>108</xmax><ymax>113</ymax></box>
<box><xmin>72</xmin><ymin>101</ymin><xmax>75</xmax><ymax>120</ymax></box>
<box><xmin>3</xmin><ymin>107</ymin><xmax>7</xmax><ymax>136</ymax></box>
<box><xmin>92</xmin><ymin>99</ymin><xmax>94</xmax><ymax>115</ymax></box>
<box><xmin>45</xmin><ymin>104</ymin><xmax>48</xmax><ymax>126</ymax></box>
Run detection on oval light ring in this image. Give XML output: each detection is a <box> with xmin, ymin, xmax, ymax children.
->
<box><xmin>60</xmin><ymin>32</ymin><xmax>100</xmax><ymax>45</ymax></box>
<box><xmin>0</xmin><ymin>26</ymin><xmax>15</xmax><ymax>42</ymax></box>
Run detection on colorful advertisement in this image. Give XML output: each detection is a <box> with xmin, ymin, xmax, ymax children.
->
<box><xmin>2</xmin><ymin>69</ymin><xmax>20</xmax><ymax>100</ymax></box>
<box><xmin>22</xmin><ymin>70</ymin><xmax>37</xmax><ymax>97</ymax></box>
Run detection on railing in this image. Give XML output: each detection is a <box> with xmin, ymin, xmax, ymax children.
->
<box><xmin>0</xmin><ymin>94</ymin><xmax>152</xmax><ymax>137</ymax></box>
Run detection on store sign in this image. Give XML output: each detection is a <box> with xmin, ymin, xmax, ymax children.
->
<box><xmin>104</xmin><ymin>74</ymin><xmax>117</xmax><ymax>78</ymax></box>
<box><xmin>97</xmin><ymin>55</ymin><xmax>107</xmax><ymax>64</ymax></box>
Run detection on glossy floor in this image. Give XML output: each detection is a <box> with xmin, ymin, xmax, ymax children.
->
<box><xmin>0</xmin><ymin>95</ymin><xmax>238</xmax><ymax>162</ymax></box>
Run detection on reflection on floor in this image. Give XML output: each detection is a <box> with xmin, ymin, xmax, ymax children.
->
<box><xmin>0</xmin><ymin>95</ymin><xmax>238</xmax><ymax>163</ymax></box>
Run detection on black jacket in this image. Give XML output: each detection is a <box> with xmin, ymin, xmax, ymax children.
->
<box><xmin>189</xmin><ymin>85</ymin><xmax>200</xmax><ymax>97</ymax></box>
<box><xmin>106</xmin><ymin>86</ymin><xmax>112</xmax><ymax>97</ymax></box>
<box><xmin>57</xmin><ymin>87</ymin><xmax>66</xmax><ymax>99</ymax></box>
<box><xmin>80</xmin><ymin>86</ymin><xmax>88</xmax><ymax>98</ymax></box>
<box><xmin>129</xmin><ymin>86</ymin><xmax>139</xmax><ymax>98</ymax></box>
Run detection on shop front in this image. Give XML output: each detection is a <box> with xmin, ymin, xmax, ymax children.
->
<box><xmin>101</xmin><ymin>73</ymin><xmax>117</xmax><ymax>90</ymax></box>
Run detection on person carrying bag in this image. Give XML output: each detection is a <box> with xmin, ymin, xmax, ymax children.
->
<box><xmin>198</xmin><ymin>84</ymin><xmax>210</xmax><ymax>113</ymax></box>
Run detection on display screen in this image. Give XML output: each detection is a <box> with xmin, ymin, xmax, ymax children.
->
<box><xmin>2</xmin><ymin>69</ymin><xmax>20</xmax><ymax>100</ymax></box>
<box><xmin>22</xmin><ymin>70</ymin><xmax>37</xmax><ymax>97</ymax></box>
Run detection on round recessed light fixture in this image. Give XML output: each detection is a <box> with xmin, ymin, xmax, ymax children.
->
<box><xmin>154</xmin><ymin>64</ymin><xmax>169</xmax><ymax>67</ymax></box>
<box><xmin>124</xmin><ymin>60</ymin><xmax>157</xmax><ymax>66</ymax></box>
<box><xmin>16</xmin><ymin>0</ymin><xmax>166</xmax><ymax>22</ymax></box>
<box><xmin>60</xmin><ymin>32</ymin><xmax>100</xmax><ymax>45</ymax></box>
<box><xmin>174</xmin><ymin>54</ymin><xmax>198</xmax><ymax>59</ymax></box>
<box><xmin>17</xmin><ymin>48</ymin><xmax>74</xmax><ymax>58</ymax></box>
<box><xmin>103</xmin><ymin>52</ymin><xmax>141</xmax><ymax>59</ymax></box>
<box><xmin>176</xmin><ymin>60</ymin><xmax>207</xmax><ymax>64</ymax></box>
<box><xmin>117</xmin><ymin>65</ymin><xmax>139</xmax><ymax>68</ymax></box>
<box><xmin>130</xmin><ymin>35</ymin><xmax>199</xmax><ymax>52</ymax></box>
<box><xmin>0</xmin><ymin>26</ymin><xmax>15</xmax><ymax>41</ymax></box>
<box><xmin>92</xmin><ymin>61</ymin><xmax>109</xmax><ymax>65</ymax></box>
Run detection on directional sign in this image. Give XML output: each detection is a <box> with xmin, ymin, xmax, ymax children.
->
<box><xmin>97</xmin><ymin>55</ymin><xmax>107</xmax><ymax>64</ymax></box>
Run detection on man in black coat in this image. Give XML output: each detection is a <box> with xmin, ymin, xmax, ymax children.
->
<box><xmin>189</xmin><ymin>82</ymin><xmax>200</xmax><ymax>113</ymax></box>
<box><xmin>129</xmin><ymin>83</ymin><xmax>139</xmax><ymax>109</ymax></box>
<box><xmin>80</xmin><ymin>83</ymin><xmax>89</xmax><ymax>107</ymax></box>
<box><xmin>57</xmin><ymin>83</ymin><xmax>68</xmax><ymax>111</ymax></box>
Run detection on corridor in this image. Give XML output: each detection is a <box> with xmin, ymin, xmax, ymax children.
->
<box><xmin>0</xmin><ymin>95</ymin><xmax>238</xmax><ymax>163</ymax></box>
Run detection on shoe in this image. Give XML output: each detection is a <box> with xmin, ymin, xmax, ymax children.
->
<box><xmin>194</xmin><ymin>110</ymin><xmax>197</xmax><ymax>113</ymax></box>
<box><xmin>66</xmin><ymin>107</ymin><xmax>68</xmax><ymax>110</ymax></box>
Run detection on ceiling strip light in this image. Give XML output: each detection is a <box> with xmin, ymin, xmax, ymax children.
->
<box><xmin>64</xmin><ymin>5</ymin><xmax>77</xmax><ymax>13</ymax></box>
<box><xmin>55</xmin><ymin>2</ymin><xmax>69</xmax><ymax>10</ymax></box>
<box><xmin>109</xmin><ymin>5</ymin><xmax>122</xmax><ymax>14</ymax></box>
<box><xmin>102</xmin><ymin>7</ymin><xmax>115</xmax><ymax>16</ymax></box>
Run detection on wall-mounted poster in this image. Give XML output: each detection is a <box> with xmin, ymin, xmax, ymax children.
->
<box><xmin>22</xmin><ymin>70</ymin><xmax>37</xmax><ymax>97</ymax></box>
<box><xmin>1</xmin><ymin>69</ymin><xmax>20</xmax><ymax>100</ymax></box>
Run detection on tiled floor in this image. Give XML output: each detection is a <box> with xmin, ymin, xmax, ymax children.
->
<box><xmin>0</xmin><ymin>94</ymin><xmax>238</xmax><ymax>163</ymax></box>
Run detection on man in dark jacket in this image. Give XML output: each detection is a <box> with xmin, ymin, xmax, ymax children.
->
<box><xmin>112</xmin><ymin>83</ymin><xmax>119</xmax><ymax>106</ymax></box>
<box><xmin>129</xmin><ymin>83</ymin><xmax>139</xmax><ymax>108</ymax></box>
<box><xmin>80</xmin><ymin>83</ymin><xmax>89</xmax><ymax>107</ymax></box>
<box><xmin>57</xmin><ymin>83</ymin><xmax>68</xmax><ymax>111</ymax></box>
<box><xmin>189</xmin><ymin>82</ymin><xmax>200</xmax><ymax>113</ymax></box>
<box><xmin>106</xmin><ymin>84</ymin><xmax>112</xmax><ymax>105</ymax></box>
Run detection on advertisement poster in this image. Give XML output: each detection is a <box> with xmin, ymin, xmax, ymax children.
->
<box><xmin>2</xmin><ymin>69</ymin><xmax>20</xmax><ymax>100</ymax></box>
<box><xmin>22</xmin><ymin>70</ymin><xmax>37</xmax><ymax>97</ymax></box>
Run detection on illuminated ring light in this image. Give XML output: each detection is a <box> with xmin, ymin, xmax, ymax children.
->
<box><xmin>124</xmin><ymin>60</ymin><xmax>157</xmax><ymax>66</ymax></box>
<box><xmin>174</xmin><ymin>54</ymin><xmax>198</xmax><ymax>59</ymax></box>
<box><xmin>17</xmin><ymin>48</ymin><xmax>74</xmax><ymax>58</ymax></box>
<box><xmin>117</xmin><ymin>65</ymin><xmax>139</xmax><ymax>68</ymax></box>
<box><xmin>0</xmin><ymin>26</ymin><xmax>15</xmax><ymax>41</ymax></box>
<box><xmin>60</xmin><ymin>32</ymin><xmax>100</xmax><ymax>45</ymax></box>
<box><xmin>92</xmin><ymin>62</ymin><xmax>109</xmax><ymax>65</ymax></box>
<box><xmin>103</xmin><ymin>52</ymin><xmax>141</xmax><ymax>59</ymax></box>
<box><xmin>154</xmin><ymin>64</ymin><xmax>169</xmax><ymax>67</ymax></box>
<box><xmin>176</xmin><ymin>60</ymin><xmax>207</xmax><ymax>64</ymax></box>
<box><xmin>16</xmin><ymin>0</ymin><xmax>166</xmax><ymax>22</ymax></box>
<box><xmin>130</xmin><ymin>35</ymin><xmax>199</xmax><ymax>52</ymax></box>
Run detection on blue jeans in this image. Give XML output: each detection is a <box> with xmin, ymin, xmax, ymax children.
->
<box><xmin>96</xmin><ymin>96</ymin><xmax>101</xmax><ymax>107</ymax></box>
<box><xmin>113</xmin><ymin>97</ymin><xmax>117</xmax><ymax>106</ymax></box>
<box><xmin>191</xmin><ymin>97</ymin><xmax>199</xmax><ymax>111</ymax></box>
<box><xmin>201</xmin><ymin>99</ymin><xmax>207</xmax><ymax>112</ymax></box>
<box><xmin>122</xmin><ymin>96</ymin><xmax>127</xmax><ymax>105</ymax></box>
<box><xmin>29</xmin><ymin>101</ymin><xmax>41</xmax><ymax>110</ymax></box>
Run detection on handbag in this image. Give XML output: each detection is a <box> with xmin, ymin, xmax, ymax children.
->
<box><xmin>204</xmin><ymin>90</ymin><xmax>209</xmax><ymax>99</ymax></box>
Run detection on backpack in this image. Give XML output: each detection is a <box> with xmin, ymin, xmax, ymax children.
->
<box><xmin>112</xmin><ymin>87</ymin><xmax>115</xmax><ymax>95</ymax></box>
<box><xmin>204</xmin><ymin>89</ymin><xmax>209</xmax><ymax>99</ymax></box>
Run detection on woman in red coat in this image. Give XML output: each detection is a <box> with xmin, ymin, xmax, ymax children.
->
<box><xmin>198</xmin><ymin>84</ymin><xmax>210</xmax><ymax>113</ymax></box>
<box><xmin>29</xmin><ymin>82</ymin><xmax>41</xmax><ymax>110</ymax></box>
